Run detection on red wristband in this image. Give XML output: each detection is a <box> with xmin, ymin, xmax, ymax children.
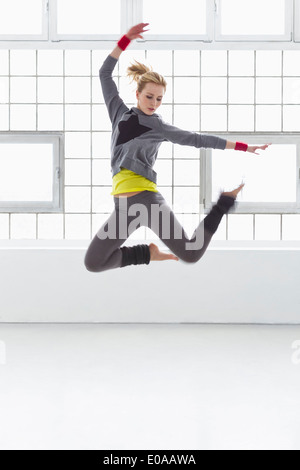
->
<box><xmin>235</xmin><ymin>142</ymin><xmax>248</xmax><ymax>152</ymax></box>
<box><xmin>117</xmin><ymin>34</ymin><xmax>131</xmax><ymax>51</ymax></box>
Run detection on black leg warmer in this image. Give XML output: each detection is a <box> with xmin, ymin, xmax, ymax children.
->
<box><xmin>120</xmin><ymin>244</ymin><xmax>151</xmax><ymax>268</ymax></box>
<box><xmin>204</xmin><ymin>194</ymin><xmax>236</xmax><ymax>234</ymax></box>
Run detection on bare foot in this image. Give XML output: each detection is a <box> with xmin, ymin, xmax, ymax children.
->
<box><xmin>221</xmin><ymin>183</ymin><xmax>245</xmax><ymax>200</ymax></box>
<box><xmin>149</xmin><ymin>243</ymin><xmax>179</xmax><ymax>262</ymax></box>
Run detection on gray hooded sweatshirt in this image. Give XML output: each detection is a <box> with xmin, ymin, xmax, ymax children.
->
<box><xmin>99</xmin><ymin>54</ymin><xmax>227</xmax><ymax>184</ymax></box>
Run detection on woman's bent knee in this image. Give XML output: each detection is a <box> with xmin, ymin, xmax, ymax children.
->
<box><xmin>84</xmin><ymin>255</ymin><xmax>103</xmax><ymax>273</ymax></box>
<box><xmin>180</xmin><ymin>250</ymin><xmax>205</xmax><ymax>264</ymax></box>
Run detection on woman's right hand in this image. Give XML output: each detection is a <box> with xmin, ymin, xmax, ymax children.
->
<box><xmin>126</xmin><ymin>23</ymin><xmax>150</xmax><ymax>41</ymax></box>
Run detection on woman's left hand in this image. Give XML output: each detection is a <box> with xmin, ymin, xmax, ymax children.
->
<box><xmin>247</xmin><ymin>143</ymin><xmax>272</xmax><ymax>155</ymax></box>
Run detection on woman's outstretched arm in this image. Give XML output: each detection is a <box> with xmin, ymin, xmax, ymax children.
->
<box><xmin>225</xmin><ymin>140</ymin><xmax>272</xmax><ymax>154</ymax></box>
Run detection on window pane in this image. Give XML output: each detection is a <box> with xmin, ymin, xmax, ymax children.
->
<box><xmin>57</xmin><ymin>0</ymin><xmax>121</xmax><ymax>35</ymax></box>
<box><xmin>221</xmin><ymin>0</ymin><xmax>285</xmax><ymax>36</ymax></box>
<box><xmin>211</xmin><ymin>144</ymin><xmax>297</xmax><ymax>203</ymax></box>
<box><xmin>143</xmin><ymin>0</ymin><xmax>206</xmax><ymax>35</ymax></box>
<box><xmin>0</xmin><ymin>0</ymin><xmax>43</xmax><ymax>35</ymax></box>
<box><xmin>0</xmin><ymin>143</ymin><xmax>53</xmax><ymax>201</ymax></box>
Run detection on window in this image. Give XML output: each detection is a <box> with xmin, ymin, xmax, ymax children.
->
<box><xmin>138</xmin><ymin>0</ymin><xmax>212</xmax><ymax>41</ymax></box>
<box><xmin>0</xmin><ymin>0</ymin><xmax>47</xmax><ymax>40</ymax></box>
<box><xmin>215</xmin><ymin>0</ymin><xmax>292</xmax><ymax>41</ymax></box>
<box><xmin>0</xmin><ymin>133</ymin><xmax>63</xmax><ymax>212</ymax></box>
<box><xmin>203</xmin><ymin>134</ymin><xmax>300</xmax><ymax>213</ymax></box>
<box><xmin>52</xmin><ymin>0</ymin><xmax>123</xmax><ymax>40</ymax></box>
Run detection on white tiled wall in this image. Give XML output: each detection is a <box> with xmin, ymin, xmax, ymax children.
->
<box><xmin>0</xmin><ymin>49</ymin><xmax>300</xmax><ymax>240</ymax></box>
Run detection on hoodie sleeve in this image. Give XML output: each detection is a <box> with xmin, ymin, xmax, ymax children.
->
<box><xmin>159</xmin><ymin>118</ymin><xmax>227</xmax><ymax>150</ymax></box>
<box><xmin>99</xmin><ymin>54</ymin><xmax>129</xmax><ymax>127</ymax></box>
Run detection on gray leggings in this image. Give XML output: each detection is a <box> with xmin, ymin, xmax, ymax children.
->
<box><xmin>84</xmin><ymin>190</ymin><xmax>235</xmax><ymax>273</ymax></box>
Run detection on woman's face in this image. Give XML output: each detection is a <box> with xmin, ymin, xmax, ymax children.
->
<box><xmin>136</xmin><ymin>83</ymin><xmax>165</xmax><ymax>115</ymax></box>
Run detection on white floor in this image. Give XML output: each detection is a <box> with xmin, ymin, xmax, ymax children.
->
<box><xmin>0</xmin><ymin>324</ymin><xmax>299</xmax><ymax>450</ymax></box>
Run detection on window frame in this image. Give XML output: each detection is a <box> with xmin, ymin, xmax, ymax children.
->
<box><xmin>0</xmin><ymin>0</ymin><xmax>48</xmax><ymax>41</ymax></box>
<box><xmin>133</xmin><ymin>0</ymin><xmax>214</xmax><ymax>43</ymax></box>
<box><xmin>201</xmin><ymin>133</ymin><xmax>300</xmax><ymax>214</ymax></box>
<box><xmin>214</xmin><ymin>0</ymin><xmax>293</xmax><ymax>42</ymax></box>
<box><xmin>295</xmin><ymin>0</ymin><xmax>300</xmax><ymax>42</ymax></box>
<box><xmin>0</xmin><ymin>132</ymin><xmax>64</xmax><ymax>213</ymax></box>
<box><xmin>50</xmin><ymin>0</ymin><xmax>130</xmax><ymax>41</ymax></box>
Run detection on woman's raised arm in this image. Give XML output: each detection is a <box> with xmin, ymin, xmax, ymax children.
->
<box><xmin>110</xmin><ymin>23</ymin><xmax>150</xmax><ymax>60</ymax></box>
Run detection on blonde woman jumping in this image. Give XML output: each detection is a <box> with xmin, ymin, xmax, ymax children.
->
<box><xmin>84</xmin><ymin>23</ymin><xmax>270</xmax><ymax>272</ymax></box>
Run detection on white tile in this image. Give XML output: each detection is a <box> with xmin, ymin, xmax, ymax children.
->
<box><xmin>65</xmin><ymin>132</ymin><xmax>91</xmax><ymax>159</ymax></box>
<box><xmin>256</xmin><ymin>106</ymin><xmax>281</xmax><ymax>132</ymax></box>
<box><xmin>228</xmin><ymin>214</ymin><xmax>254</xmax><ymax>240</ymax></box>
<box><xmin>155</xmin><ymin>159</ymin><xmax>173</xmax><ymax>186</ymax></box>
<box><xmin>65</xmin><ymin>160</ymin><xmax>91</xmax><ymax>186</ymax></box>
<box><xmin>92</xmin><ymin>132</ymin><xmax>111</xmax><ymax>158</ymax></box>
<box><xmin>174</xmin><ymin>160</ymin><xmax>200</xmax><ymax>186</ymax></box>
<box><xmin>37</xmin><ymin>105</ymin><xmax>63</xmax><ymax>131</ymax></box>
<box><xmin>10</xmin><ymin>77</ymin><xmax>36</xmax><ymax>103</ymax></box>
<box><xmin>201</xmin><ymin>77</ymin><xmax>227</xmax><ymax>104</ymax></box>
<box><xmin>65</xmin><ymin>105</ymin><xmax>91</xmax><ymax>131</ymax></box>
<box><xmin>92</xmin><ymin>76</ymin><xmax>104</xmax><ymax>104</ymax></box>
<box><xmin>65</xmin><ymin>187</ymin><xmax>91</xmax><ymax>213</ymax></box>
<box><xmin>282</xmin><ymin>215</ymin><xmax>300</xmax><ymax>240</ymax></box>
<box><xmin>146</xmin><ymin>50</ymin><xmax>173</xmax><ymax>76</ymax></box>
<box><xmin>10</xmin><ymin>50</ymin><xmax>36</xmax><ymax>76</ymax></box>
<box><xmin>64</xmin><ymin>214</ymin><xmax>91</xmax><ymax>239</ymax></box>
<box><xmin>174</xmin><ymin>77</ymin><xmax>200</xmax><ymax>103</ymax></box>
<box><xmin>283</xmin><ymin>78</ymin><xmax>300</xmax><ymax>104</ymax></box>
<box><xmin>92</xmin><ymin>105</ymin><xmax>111</xmax><ymax>131</ymax></box>
<box><xmin>0</xmin><ymin>50</ymin><xmax>9</xmax><ymax>75</ymax></box>
<box><xmin>92</xmin><ymin>50</ymin><xmax>112</xmax><ymax>76</ymax></box>
<box><xmin>173</xmin><ymin>186</ymin><xmax>200</xmax><ymax>214</ymax></box>
<box><xmin>255</xmin><ymin>215</ymin><xmax>281</xmax><ymax>241</ymax></box>
<box><xmin>256</xmin><ymin>78</ymin><xmax>282</xmax><ymax>104</ymax></box>
<box><xmin>201</xmin><ymin>50</ymin><xmax>227</xmax><ymax>76</ymax></box>
<box><xmin>37</xmin><ymin>50</ymin><xmax>63</xmax><ymax>76</ymax></box>
<box><xmin>174</xmin><ymin>50</ymin><xmax>200</xmax><ymax>76</ymax></box>
<box><xmin>65</xmin><ymin>77</ymin><xmax>91</xmax><ymax>103</ymax></box>
<box><xmin>229</xmin><ymin>78</ymin><xmax>255</xmax><ymax>104</ymax></box>
<box><xmin>92</xmin><ymin>187</ymin><xmax>115</xmax><ymax>213</ymax></box>
<box><xmin>228</xmin><ymin>105</ymin><xmax>254</xmax><ymax>132</ymax></box>
<box><xmin>10</xmin><ymin>105</ymin><xmax>36</xmax><ymax>130</ymax></box>
<box><xmin>201</xmin><ymin>105</ymin><xmax>227</xmax><ymax>132</ymax></box>
<box><xmin>256</xmin><ymin>50</ymin><xmax>282</xmax><ymax>76</ymax></box>
<box><xmin>0</xmin><ymin>105</ymin><xmax>9</xmax><ymax>130</ymax></box>
<box><xmin>65</xmin><ymin>50</ymin><xmax>91</xmax><ymax>76</ymax></box>
<box><xmin>0</xmin><ymin>77</ymin><xmax>9</xmax><ymax>102</ymax></box>
<box><xmin>37</xmin><ymin>77</ymin><xmax>63</xmax><ymax>103</ymax></box>
<box><xmin>38</xmin><ymin>214</ymin><xmax>64</xmax><ymax>240</ymax></box>
<box><xmin>229</xmin><ymin>51</ymin><xmax>254</xmax><ymax>76</ymax></box>
<box><xmin>10</xmin><ymin>214</ymin><xmax>36</xmax><ymax>239</ymax></box>
<box><xmin>283</xmin><ymin>51</ymin><xmax>300</xmax><ymax>76</ymax></box>
<box><xmin>283</xmin><ymin>106</ymin><xmax>300</xmax><ymax>132</ymax></box>
<box><xmin>173</xmin><ymin>105</ymin><xmax>199</xmax><ymax>131</ymax></box>
<box><xmin>92</xmin><ymin>160</ymin><xmax>111</xmax><ymax>186</ymax></box>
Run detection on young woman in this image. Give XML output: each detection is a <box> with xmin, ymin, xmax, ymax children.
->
<box><xmin>84</xmin><ymin>23</ymin><xmax>270</xmax><ymax>273</ymax></box>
